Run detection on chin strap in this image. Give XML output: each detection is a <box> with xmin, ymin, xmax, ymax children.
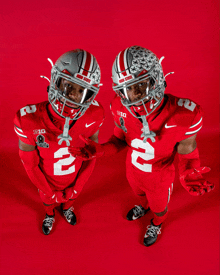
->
<box><xmin>141</xmin><ymin>115</ymin><xmax>156</xmax><ymax>143</ymax></box>
<box><xmin>58</xmin><ymin>117</ymin><xmax>72</xmax><ymax>146</ymax></box>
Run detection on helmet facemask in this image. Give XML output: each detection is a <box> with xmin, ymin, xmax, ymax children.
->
<box><xmin>113</xmin><ymin>66</ymin><xmax>165</xmax><ymax>118</ymax></box>
<box><xmin>49</xmin><ymin>67</ymin><xmax>98</xmax><ymax>120</ymax></box>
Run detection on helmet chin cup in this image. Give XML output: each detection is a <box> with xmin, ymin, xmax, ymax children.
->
<box><xmin>122</xmin><ymin>87</ymin><xmax>165</xmax><ymax>119</ymax></box>
<box><xmin>133</xmin><ymin>99</ymin><xmax>155</xmax><ymax>116</ymax></box>
<box><xmin>48</xmin><ymin>88</ymin><xmax>88</xmax><ymax>120</ymax></box>
<box><xmin>54</xmin><ymin>99</ymin><xmax>82</xmax><ymax>119</ymax></box>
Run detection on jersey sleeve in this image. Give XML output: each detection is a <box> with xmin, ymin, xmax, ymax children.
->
<box><xmin>176</xmin><ymin>100</ymin><xmax>204</xmax><ymax>141</ymax></box>
<box><xmin>184</xmin><ymin>105</ymin><xmax>203</xmax><ymax>138</ymax></box>
<box><xmin>14</xmin><ymin>110</ymin><xmax>35</xmax><ymax>146</ymax></box>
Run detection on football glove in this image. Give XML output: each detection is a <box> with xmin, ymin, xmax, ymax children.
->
<box><xmin>64</xmin><ymin>187</ymin><xmax>78</xmax><ymax>200</ymax></box>
<box><xmin>68</xmin><ymin>134</ymin><xmax>127</xmax><ymax>160</ymax></box>
<box><xmin>68</xmin><ymin>135</ymin><xmax>104</xmax><ymax>160</ymax></box>
<box><xmin>179</xmin><ymin>167</ymin><xmax>214</xmax><ymax>196</ymax></box>
<box><xmin>39</xmin><ymin>190</ymin><xmax>68</xmax><ymax>204</ymax></box>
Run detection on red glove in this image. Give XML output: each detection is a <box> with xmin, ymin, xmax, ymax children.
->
<box><xmin>179</xmin><ymin>167</ymin><xmax>214</xmax><ymax>196</ymax></box>
<box><xmin>64</xmin><ymin>187</ymin><xmax>78</xmax><ymax>200</ymax></box>
<box><xmin>68</xmin><ymin>135</ymin><xmax>104</xmax><ymax>160</ymax></box>
<box><xmin>39</xmin><ymin>190</ymin><xmax>68</xmax><ymax>204</ymax></box>
<box><xmin>68</xmin><ymin>134</ymin><xmax>126</xmax><ymax>161</ymax></box>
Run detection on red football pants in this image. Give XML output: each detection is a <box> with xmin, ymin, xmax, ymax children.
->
<box><xmin>126</xmin><ymin>164</ymin><xmax>174</xmax><ymax>214</ymax></box>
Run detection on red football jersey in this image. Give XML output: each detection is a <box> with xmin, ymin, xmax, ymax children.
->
<box><xmin>14</xmin><ymin>100</ymin><xmax>104</xmax><ymax>190</ymax></box>
<box><xmin>110</xmin><ymin>94</ymin><xmax>203</xmax><ymax>174</ymax></box>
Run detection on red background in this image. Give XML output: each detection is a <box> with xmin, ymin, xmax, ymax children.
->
<box><xmin>0</xmin><ymin>0</ymin><xmax>219</xmax><ymax>274</ymax></box>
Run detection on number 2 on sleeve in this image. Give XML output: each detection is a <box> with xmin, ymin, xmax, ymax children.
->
<box><xmin>177</xmin><ymin>99</ymin><xmax>196</xmax><ymax>112</ymax></box>
<box><xmin>20</xmin><ymin>105</ymin><xmax>37</xmax><ymax>116</ymax></box>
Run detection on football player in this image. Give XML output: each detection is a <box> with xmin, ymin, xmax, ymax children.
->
<box><xmin>69</xmin><ymin>46</ymin><xmax>214</xmax><ymax>246</ymax></box>
<box><xmin>14</xmin><ymin>49</ymin><xmax>104</xmax><ymax>235</ymax></box>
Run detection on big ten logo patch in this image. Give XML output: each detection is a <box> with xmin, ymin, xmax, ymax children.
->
<box><xmin>33</xmin><ymin>129</ymin><xmax>46</xmax><ymax>135</ymax></box>
<box><xmin>117</xmin><ymin>111</ymin><xmax>126</xmax><ymax>118</ymax></box>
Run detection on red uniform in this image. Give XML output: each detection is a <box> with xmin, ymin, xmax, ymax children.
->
<box><xmin>14</xmin><ymin>100</ymin><xmax>104</xmax><ymax>192</ymax></box>
<box><xmin>110</xmin><ymin>94</ymin><xmax>203</xmax><ymax>212</ymax></box>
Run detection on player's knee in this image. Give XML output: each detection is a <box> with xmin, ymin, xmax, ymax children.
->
<box><xmin>154</xmin><ymin>206</ymin><xmax>168</xmax><ymax>217</ymax></box>
<box><xmin>43</xmin><ymin>202</ymin><xmax>54</xmax><ymax>206</ymax></box>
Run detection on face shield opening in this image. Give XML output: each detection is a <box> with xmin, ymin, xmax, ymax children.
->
<box><xmin>119</xmin><ymin>77</ymin><xmax>157</xmax><ymax>106</ymax></box>
<box><xmin>55</xmin><ymin>77</ymin><xmax>95</xmax><ymax>109</ymax></box>
<box><xmin>115</xmin><ymin>88</ymin><xmax>127</xmax><ymax>100</ymax></box>
<box><xmin>82</xmin><ymin>89</ymin><xmax>96</xmax><ymax>104</ymax></box>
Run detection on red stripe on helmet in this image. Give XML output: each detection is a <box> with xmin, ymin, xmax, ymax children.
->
<box><xmin>82</xmin><ymin>51</ymin><xmax>92</xmax><ymax>76</ymax></box>
<box><xmin>62</xmin><ymin>69</ymin><xmax>72</xmax><ymax>76</ymax></box>
<box><xmin>137</xmin><ymin>69</ymin><xmax>148</xmax><ymax>77</ymax></box>
<box><xmin>119</xmin><ymin>49</ymin><xmax>127</xmax><ymax>77</ymax></box>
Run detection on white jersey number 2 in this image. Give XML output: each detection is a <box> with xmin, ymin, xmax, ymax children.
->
<box><xmin>20</xmin><ymin>105</ymin><xmax>37</xmax><ymax>116</ymax></box>
<box><xmin>131</xmin><ymin>138</ymin><xmax>155</xmax><ymax>172</ymax></box>
<box><xmin>54</xmin><ymin>147</ymin><xmax>76</xmax><ymax>176</ymax></box>
<box><xmin>177</xmin><ymin>99</ymin><xmax>196</xmax><ymax>112</ymax></box>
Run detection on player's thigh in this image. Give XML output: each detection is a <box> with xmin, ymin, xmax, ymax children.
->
<box><xmin>126</xmin><ymin>167</ymin><xmax>145</xmax><ymax>196</ymax></box>
<box><xmin>145</xmin><ymin>169</ymin><xmax>175</xmax><ymax>213</ymax></box>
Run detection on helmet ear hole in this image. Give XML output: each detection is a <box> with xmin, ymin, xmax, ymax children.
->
<box><xmin>47</xmin><ymin>86</ymin><xmax>50</xmax><ymax>93</ymax></box>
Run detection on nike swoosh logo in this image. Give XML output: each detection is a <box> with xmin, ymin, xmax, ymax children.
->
<box><xmin>85</xmin><ymin>122</ymin><xmax>95</xmax><ymax>128</ymax></box>
<box><xmin>165</xmin><ymin>123</ymin><xmax>177</xmax><ymax>128</ymax></box>
<box><xmin>132</xmin><ymin>215</ymin><xmax>139</xmax><ymax>220</ymax></box>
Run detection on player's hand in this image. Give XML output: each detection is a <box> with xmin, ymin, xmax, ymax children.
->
<box><xmin>179</xmin><ymin>167</ymin><xmax>214</xmax><ymax>196</ymax></box>
<box><xmin>68</xmin><ymin>135</ymin><xmax>104</xmax><ymax>160</ymax></box>
<box><xmin>64</xmin><ymin>187</ymin><xmax>78</xmax><ymax>200</ymax></box>
<box><xmin>39</xmin><ymin>190</ymin><xmax>68</xmax><ymax>204</ymax></box>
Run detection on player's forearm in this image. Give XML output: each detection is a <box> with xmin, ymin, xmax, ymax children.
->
<box><xmin>19</xmin><ymin>149</ymin><xmax>54</xmax><ymax>197</ymax></box>
<box><xmin>24</xmin><ymin>166</ymin><xmax>54</xmax><ymax>197</ymax></box>
<box><xmin>69</xmin><ymin>134</ymin><xmax>127</xmax><ymax>161</ymax></box>
<box><xmin>177</xmin><ymin>148</ymin><xmax>201</xmax><ymax>175</ymax></box>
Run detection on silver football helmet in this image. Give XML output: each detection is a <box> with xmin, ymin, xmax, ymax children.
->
<box><xmin>112</xmin><ymin>46</ymin><xmax>172</xmax><ymax>118</ymax></box>
<box><xmin>48</xmin><ymin>49</ymin><xmax>101</xmax><ymax>120</ymax></box>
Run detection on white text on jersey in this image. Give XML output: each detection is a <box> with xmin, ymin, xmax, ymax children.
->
<box><xmin>117</xmin><ymin>111</ymin><xmax>126</xmax><ymax>118</ymax></box>
<box><xmin>33</xmin><ymin>129</ymin><xmax>46</xmax><ymax>134</ymax></box>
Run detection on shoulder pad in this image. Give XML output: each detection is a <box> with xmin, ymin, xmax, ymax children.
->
<box><xmin>166</xmin><ymin>95</ymin><xmax>202</xmax><ymax>127</ymax></box>
<box><xmin>13</xmin><ymin>101</ymin><xmax>48</xmax><ymax>145</ymax></box>
<box><xmin>86</xmin><ymin>100</ymin><xmax>105</xmax><ymax>122</ymax></box>
<box><xmin>165</xmin><ymin>95</ymin><xmax>203</xmax><ymax>139</ymax></box>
